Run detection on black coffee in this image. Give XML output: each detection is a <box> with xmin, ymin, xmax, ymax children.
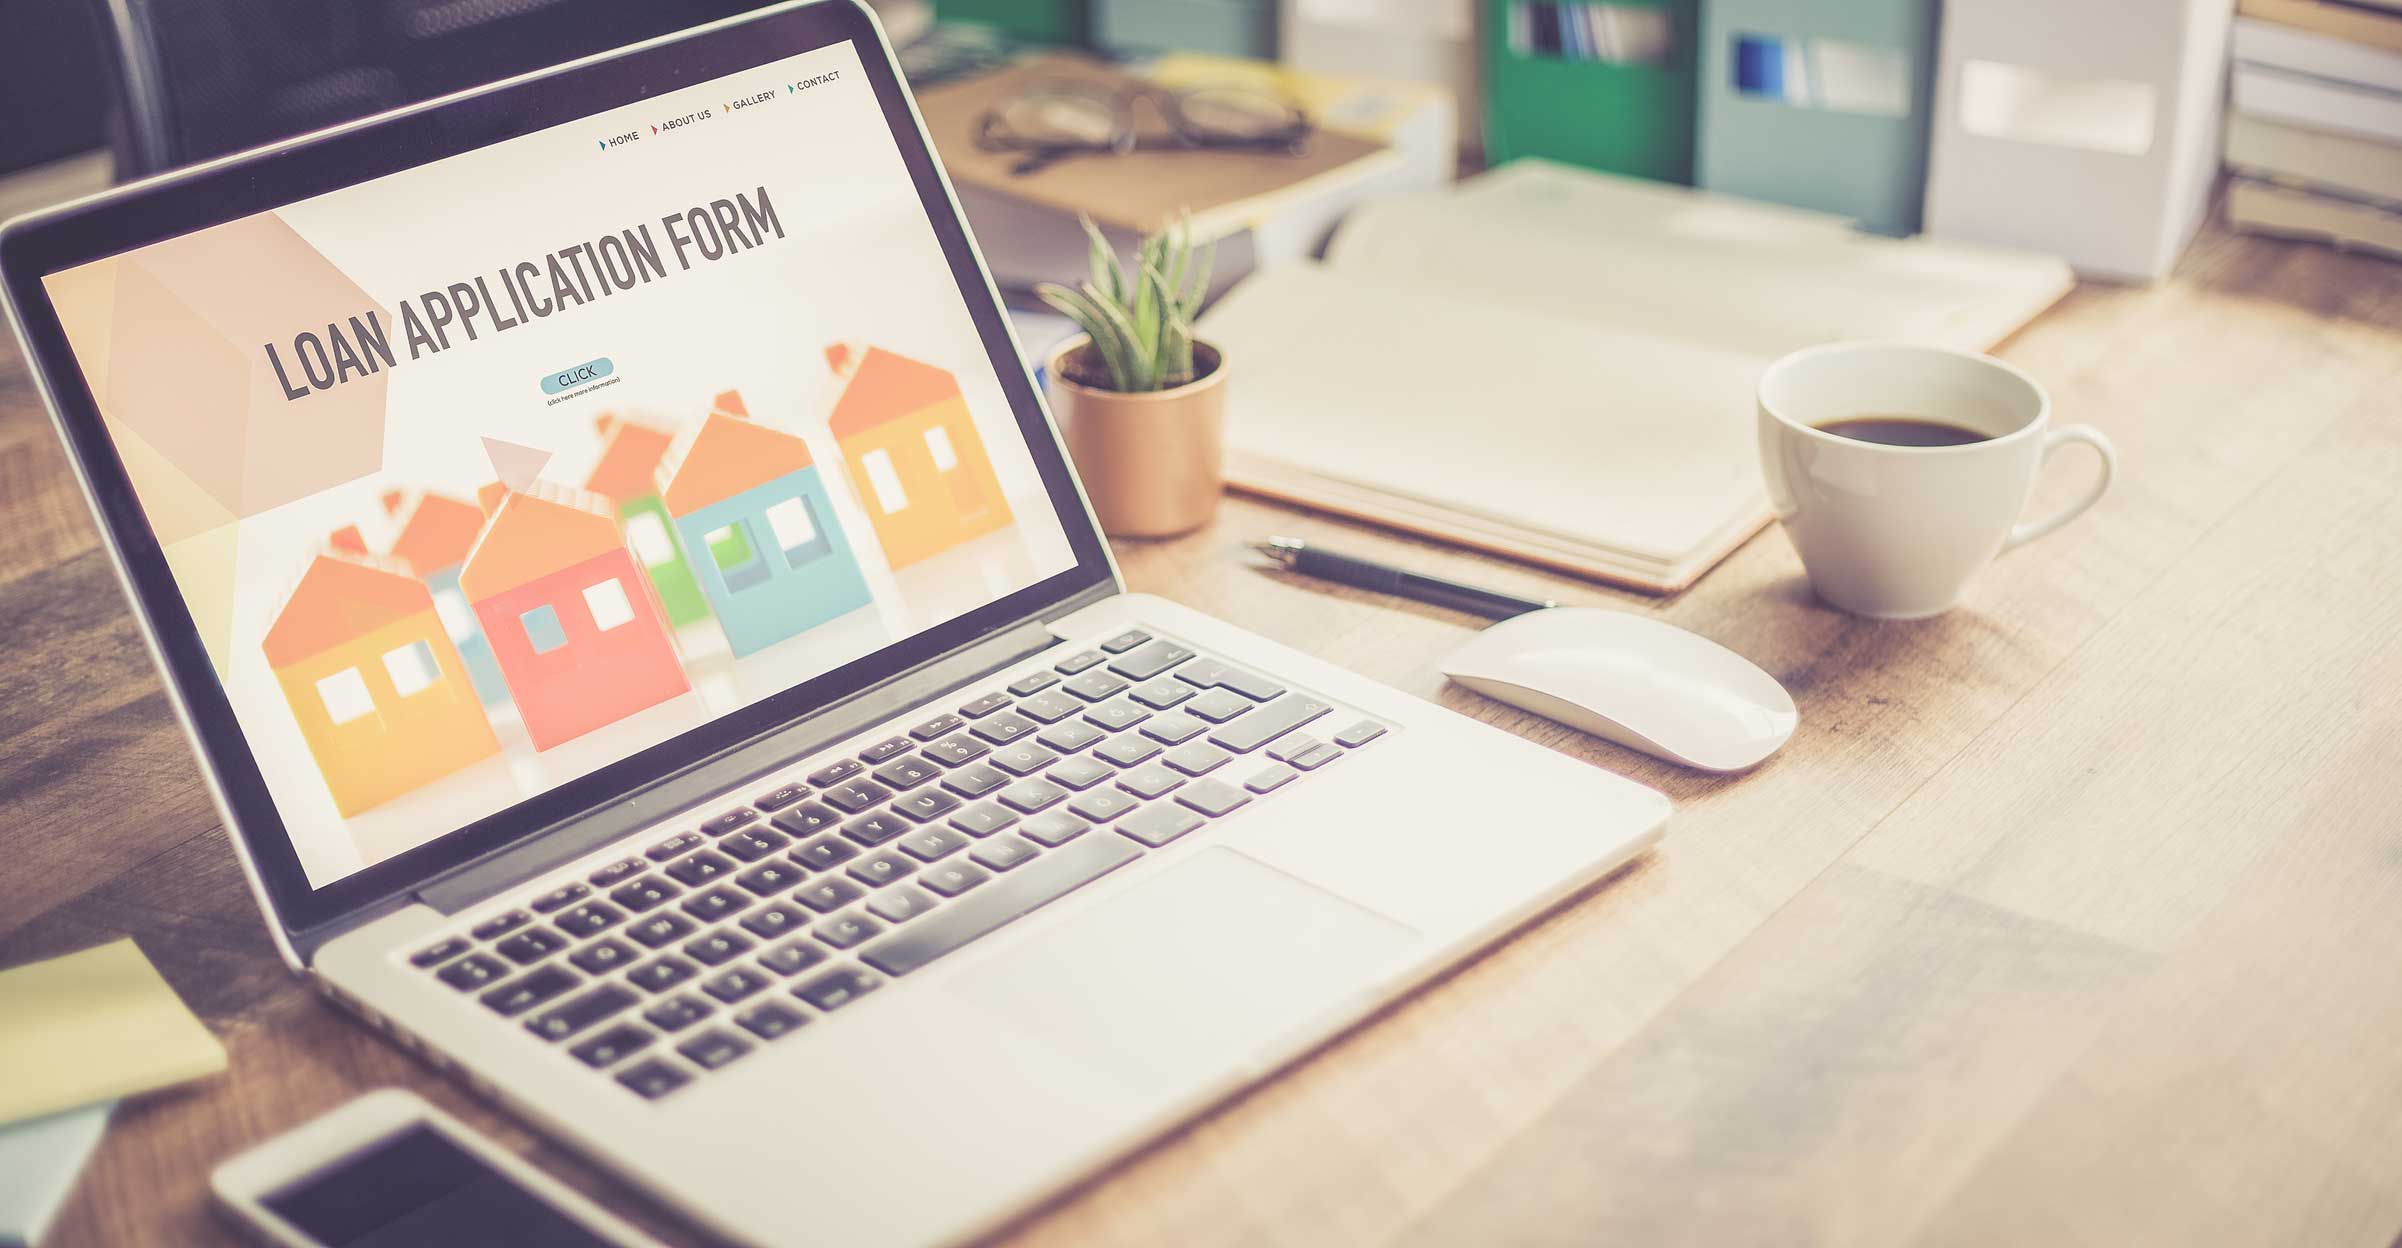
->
<box><xmin>1814</xmin><ymin>414</ymin><xmax>1990</xmax><ymax>447</ymax></box>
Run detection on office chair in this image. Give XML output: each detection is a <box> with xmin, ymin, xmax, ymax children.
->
<box><xmin>86</xmin><ymin>0</ymin><xmax>790</xmax><ymax>180</ymax></box>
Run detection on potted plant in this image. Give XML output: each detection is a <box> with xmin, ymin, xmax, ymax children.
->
<box><xmin>1037</xmin><ymin>216</ymin><xmax>1227</xmax><ymax>539</ymax></box>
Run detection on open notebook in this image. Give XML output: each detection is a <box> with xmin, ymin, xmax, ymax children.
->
<box><xmin>1196</xmin><ymin>160</ymin><xmax>2074</xmax><ymax>592</ymax></box>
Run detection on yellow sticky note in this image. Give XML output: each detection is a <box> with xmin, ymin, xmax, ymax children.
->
<box><xmin>0</xmin><ymin>938</ymin><xmax>228</xmax><ymax>1126</ymax></box>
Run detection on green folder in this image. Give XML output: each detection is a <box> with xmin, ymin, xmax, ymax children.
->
<box><xmin>934</xmin><ymin>0</ymin><xmax>1088</xmax><ymax>45</ymax></box>
<box><xmin>1482</xmin><ymin>0</ymin><xmax>1699</xmax><ymax>185</ymax></box>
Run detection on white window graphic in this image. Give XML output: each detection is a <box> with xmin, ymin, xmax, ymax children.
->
<box><xmin>765</xmin><ymin>496</ymin><xmax>818</xmax><ymax>550</ymax></box>
<box><xmin>626</xmin><ymin>510</ymin><xmax>677</xmax><ymax>569</ymax></box>
<box><xmin>382</xmin><ymin>640</ymin><xmax>439</xmax><ymax>697</ymax></box>
<box><xmin>924</xmin><ymin>425</ymin><xmax>958</xmax><ymax>472</ymax></box>
<box><xmin>433</xmin><ymin>587</ymin><xmax>474</xmax><ymax>643</ymax></box>
<box><xmin>863</xmin><ymin>448</ymin><xmax>910</xmax><ymax>514</ymax></box>
<box><xmin>316</xmin><ymin>667</ymin><xmax>374</xmax><ymax>725</ymax></box>
<box><xmin>584</xmin><ymin>578</ymin><xmax>634</xmax><ymax>631</ymax></box>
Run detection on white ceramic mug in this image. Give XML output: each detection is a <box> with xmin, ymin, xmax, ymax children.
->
<box><xmin>1757</xmin><ymin>342</ymin><xmax>2116</xmax><ymax>619</ymax></box>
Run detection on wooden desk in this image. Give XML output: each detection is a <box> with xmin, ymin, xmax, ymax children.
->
<box><xmin>5</xmin><ymin>217</ymin><xmax>2401</xmax><ymax>1247</ymax></box>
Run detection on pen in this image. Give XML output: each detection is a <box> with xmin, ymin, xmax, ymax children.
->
<box><xmin>1252</xmin><ymin>536</ymin><xmax>1557</xmax><ymax>620</ymax></box>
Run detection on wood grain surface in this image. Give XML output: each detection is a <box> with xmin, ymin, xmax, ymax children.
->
<box><xmin>4</xmin><ymin>214</ymin><xmax>2401</xmax><ymax>1247</ymax></box>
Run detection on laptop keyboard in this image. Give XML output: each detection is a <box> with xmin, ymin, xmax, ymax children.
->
<box><xmin>403</xmin><ymin>628</ymin><xmax>1390</xmax><ymax>1101</ymax></box>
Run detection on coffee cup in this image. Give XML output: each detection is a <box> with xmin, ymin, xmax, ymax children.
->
<box><xmin>1757</xmin><ymin>342</ymin><xmax>2115</xmax><ymax>619</ymax></box>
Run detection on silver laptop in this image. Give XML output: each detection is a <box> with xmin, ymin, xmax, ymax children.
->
<box><xmin>0</xmin><ymin>4</ymin><xmax>1667</xmax><ymax>1243</ymax></box>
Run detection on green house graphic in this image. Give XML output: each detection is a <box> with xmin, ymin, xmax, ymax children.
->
<box><xmin>584</xmin><ymin>413</ymin><xmax>711</xmax><ymax>626</ymax></box>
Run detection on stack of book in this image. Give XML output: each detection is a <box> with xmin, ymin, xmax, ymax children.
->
<box><xmin>2225</xmin><ymin>0</ymin><xmax>2402</xmax><ymax>260</ymax></box>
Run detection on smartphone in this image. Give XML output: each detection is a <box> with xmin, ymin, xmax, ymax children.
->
<box><xmin>210</xmin><ymin>1089</ymin><xmax>663</xmax><ymax>1248</ymax></box>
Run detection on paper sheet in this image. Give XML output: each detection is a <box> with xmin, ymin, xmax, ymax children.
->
<box><xmin>0</xmin><ymin>1101</ymin><xmax>114</xmax><ymax>1248</ymax></box>
<box><xmin>0</xmin><ymin>938</ymin><xmax>227</xmax><ymax>1127</ymax></box>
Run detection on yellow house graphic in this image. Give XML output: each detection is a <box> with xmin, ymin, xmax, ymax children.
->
<box><xmin>262</xmin><ymin>553</ymin><xmax>500</xmax><ymax>817</ymax></box>
<box><xmin>824</xmin><ymin>343</ymin><xmax>1013</xmax><ymax>569</ymax></box>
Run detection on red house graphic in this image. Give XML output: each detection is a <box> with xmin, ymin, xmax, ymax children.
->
<box><xmin>457</xmin><ymin>484</ymin><xmax>689</xmax><ymax>750</ymax></box>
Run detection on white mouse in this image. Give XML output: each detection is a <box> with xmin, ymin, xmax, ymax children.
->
<box><xmin>1439</xmin><ymin>608</ymin><xmax>1797</xmax><ymax>772</ymax></box>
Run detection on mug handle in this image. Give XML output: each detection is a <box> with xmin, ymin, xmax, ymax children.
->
<box><xmin>2002</xmin><ymin>424</ymin><xmax>2117</xmax><ymax>552</ymax></box>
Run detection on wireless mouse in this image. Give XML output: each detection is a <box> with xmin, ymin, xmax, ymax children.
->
<box><xmin>1439</xmin><ymin>608</ymin><xmax>1797</xmax><ymax>771</ymax></box>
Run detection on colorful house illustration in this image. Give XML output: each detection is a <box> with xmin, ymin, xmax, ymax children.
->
<box><xmin>458</xmin><ymin>484</ymin><xmax>690</xmax><ymax>750</ymax></box>
<box><xmin>824</xmin><ymin>344</ymin><xmax>1013</xmax><ymax>570</ymax></box>
<box><xmin>386</xmin><ymin>491</ymin><xmax>509</xmax><ymax>707</ymax></box>
<box><xmin>584</xmin><ymin>413</ymin><xmax>711</xmax><ymax>627</ymax></box>
<box><xmin>262</xmin><ymin>553</ymin><xmax>501</xmax><ymax>817</ymax></box>
<box><xmin>659</xmin><ymin>404</ymin><xmax>872</xmax><ymax>658</ymax></box>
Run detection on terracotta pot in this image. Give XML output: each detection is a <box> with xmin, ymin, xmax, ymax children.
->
<box><xmin>1046</xmin><ymin>337</ymin><xmax>1227</xmax><ymax>539</ymax></box>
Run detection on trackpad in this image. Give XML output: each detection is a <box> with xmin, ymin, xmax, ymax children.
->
<box><xmin>949</xmin><ymin>847</ymin><xmax>1418</xmax><ymax>1089</ymax></box>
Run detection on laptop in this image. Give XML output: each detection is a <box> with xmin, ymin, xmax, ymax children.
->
<box><xmin>0</xmin><ymin>4</ymin><xmax>1668</xmax><ymax>1243</ymax></box>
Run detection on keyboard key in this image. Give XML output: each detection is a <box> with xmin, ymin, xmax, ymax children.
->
<box><xmin>815</xmin><ymin>911</ymin><xmax>884</xmax><ymax>949</ymax></box>
<box><xmin>616</xmin><ymin>1058</ymin><xmax>690</xmax><ymax>1099</ymax></box>
<box><xmin>526</xmin><ymin>983</ymin><xmax>637</xmax><ymax>1041</ymax></box>
<box><xmin>910</xmin><ymin>712</ymin><xmax>965</xmax><ymax>741</ymax></box>
<box><xmin>788</xmin><ymin>835</ymin><xmax>860</xmax><ymax>872</ymax></box>
<box><xmin>871</xmin><ymin>755</ymin><xmax>942</xmax><ymax>790</ymax></box>
<box><xmin>664</xmin><ymin>851</ymin><xmax>736</xmax><ymax>887</ymax></box>
<box><xmin>735</xmin><ymin>1001</ymin><xmax>810</xmax><ymax>1041</ymax></box>
<box><xmin>969</xmin><ymin>711</ymin><xmax>1039</xmax><ymax>745</ymax></box>
<box><xmin>740</xmin><ymin>902</ymin><xmax>810</xmax><ymax>939</ymax></box>
<box><xmin>1107</xmin><ymin>640</ymin><xmax>1193</xmax><ymax>680</ymax></box>
<box><xmin>699</xmin><ymin>808</ymin><xmax>758</xmax><ymax>836</ymax></box>
<box><xmin>1140</xmin><ymin>711</ymin><xmax>1207</xmax><ymax>744</ymax></box>
<box><xmin>677</xmin><ymin>1028</ymin><xmax>752</xmax><ymax>1071</ymax></box>
<box><xmin>588</xmin><ymin>857</ymin><xmax>646</xmax><ymax>887</ymax></box>
<box><xmin>990</xmin><ymin>742</ymin><xmax>1059</xmax><ymax>776</ymax></box>
<box><xmin>892</xmin><ymin>788</ymin><xmax>962</xmax><ymax>823</ymax></box>
<box><xmin>1094</xmin><ymin>733</ymin><xmax>1161</xmax><ymax>768</ymax></box>
<box><xmin>1069</xmin><ymin>789</ymin><xmax>1140</xmax><ymax>822</ymax></box>
<box><xmin>1185</xmin><ymin>689</ymin><xmax>1252</xmax><ymax>723</ymax></box>
<box><xmin>1176</xmin><ymin>658</ymin><xmax>1287</xmax><ymax>701</ymax></box>
<box><xmin>865</xmin><ymin>886</ymin><xmax>940</xmax><ymax>924</ymax></box>
<box><xmin>553</xmin><ymin>901</ymin><xmax>623</xmax><ymax>938</ymax></box>
<box><xmin>842</xmin><ymin>812</ymin><xmax>913</xmax><ymax>848</ymax></box>
<box><xmin>847</xmin><ymin>851</ymin><xmax>916</xmax><ymax>888</ymax></box>
<box><xmin>858</xmin><ymin>736</ymin><xmax>913</xmax><ymax>764</ymax></box>
<box><xmin>1130</xmin><ymin>677</ymin><xmax>1195</xmax><ymax>709</ymax></box>
<box><xmin>470</xmin><ymin>910</ymin><xmax>531</xmax><ymax>941</ymax></box>
<box><xmin>969</xmin><ymin>836</ymin><xmax>1040</xmax><ymax>873</ymax></box>
<box><xmin>569</xmin><ymin>938</ymin><xmax>636</xmax><ymax>975</ymax></box>
<box><xmin>899</xmin><ymin>826</ymin><xmax>970</xmax><ymax>862</ymax></box>
<box><xmin>1062</xmin><ymin>670</ymin><xmax>1129</xmax><ymax>702</ymax></box>
<box><xmin>1084</xmin><ymin>700</ymin><xmax>1151</xmax><ymax>732</ymax></box>
<box><xmin>1037</xmin><ymin>720</ymin><xmax>1106</xmax><ymax>753</ymax></box>
<box><xmin>922</xmin><ymin>733</ymin><xmax>991</xmax><ymax>767</ymax></box>
<box><xmin>571</xmin><ymin>1022</ymin><xmax>652</xmax><ymax>1068</ymax></box>
<box><xmin>1117</xmin><ymin>803</ymin><xmax>1204</xmax><ymax>848</ymax></box>
<box><xmin>627</xmin><ymin>956</ymin><xmax>699</xmax><ymax>993</ymax></box>
<box><xmin>757</xmin><ymin>939</ymin><xmax>829</xmax><ymax>976</ymax></box>
<box><xmin>1045</xmin><ymin>755</ymin><xmax>1115</xmax><ymax>790</ymax></box>
<box><xmin>1290</xmin><ymin>741</ymin><xmax>1343</xmax><ymax>770</ymax></box>
<box><xmin>1006</xmin><ymin>670</ymin><xmax>1060</xmax><ymax>696</ymax></box>
<box><xmin>719</xmin><ymin>827</ymin><xmax>791</xmax><ymax>863</ymax></box>
<box><xmin>496</xmin><ymin>928</ymin><xmax>568</xmax><ymax>965</ymax></box>
<box><xmin>752</xmin><ymin>782</ymin><xmax>811</xmax><ymax>812</ymax></box>
<box><xmin>822</xmin><ymin>779</ymin><xmax>894</xmax><ymax>814</ymax></box>
<box><xmin>771</xmin><ymin>802</ymin><xmax>844</xmax><ymax>839</ymax></box>
<box><xmin>998</xmin><ymin>778</ymin><xmax>1069</xmax><ymax>813</ymax></box>
<box><xmin>680</xmin><ymin>886</ymin><xmax>751</xmax><ymax>923</ymax></box>
<box><xmin>1267</xmin><ymin>734</ymin><xmax>1326</xmax><ymax>764</ymax></box>
<box><xmin>793</xmin><ymin>967</ymin><xmax>884</xmax><ymax>1012</ymax></box>
<box><xmin>530</xmin><ymin>882</ymin><xmax>589</xmax><ymax>914</ymax></box>
<box><xmin>642</xmin><ymin>995</ymin><xmax>714</xmax><ymax>1032</ymax></box>
<box><xmin>480</xmin><ymin>965</ymin><xmax>579</xmax><ymax>1016</ymax></box>
<box><xmin>1176</xmin><ymin>778</ymin><xmax>1253</xmax><ymax>818</ymax></box>
<box><xmin>436</xmin><ymin>953</ymin><xmax>508</xmax><ymax>991</ymax></box>
<box><xmin>1209</xmin><ymin>696</ymin><xmax>1332</xmax><ymax>754</ymax></box>
<box><xmin>611</xmin><ymin>876</ymin><xmax>681</xmax><ymax>913</ymax></box>
<box><xmin>1117</xmin><ymin>763</ymin><xmax>1186</xmax><ymax>800</ymax></box>
<box><xmin>1019</xmin><ymin>812</ymin><xmax>1090</xmax><ymax>847</ymax></box>
<box><xmin>1054</xmin><ymin>649</ymin><xmax>1106</xmax><ymax>674</ymax></box>
<box><xmin>941</xmin><ymin>762</ymin><xmax>1011</xmax><ymax>799</ymax></box>
<box><xmin>1014</xmin><ymin>692</ymin><xmax>1082</xmax><ymax>724</ymax></box>
<box><xmin>683</xmin><ymin>930</ymin><xmax>754</xmax><ymax>966</ymax></box>
<box><xmin>957</xmin><ymin>691</ymin><xmax>1013</xmax><ymax>718</ymax></box>
<box><xmin>1244</xmin><ymin>763</ymin><xmax>1298</xmax><ymax>793</ymax></box>
<box><xmin>919</xmin><ymin>861</ymin><xmax>991</xmax><ymax>897</ymax></box>
<box><xmin>735</xmin><ymin>860</ymin><xmax>805</xmax><ymax>896</ymax></box>
<box><xmin>411</xmin><ymin>937</ymin><xmax>469</xmax><ymax>968</ymax></box>
<box><xmin>1163</xmin><ymin>741</ymin><xmax>1231</xmax><ymax>775</ymax></box>
<box><xmin>859</xmin><ymin>834</ymin><xmax>1142</xmax><ymax>977</ymax></box>
<box><xmin>949</xmin><ymin>803</ymin><xmax>1018</xmax><ymax>837</ymax></box>
<box><xmin>701</xmin><ymin>966</ymin><xmax>772</xmax><ymax>1004</ymax></box>
<box><xmin>795</xmin><ymin>877</ymin><xmax>865</xmax><ymax>914</ymax></box>
<box><xmin>1334</xmin><ymin>719</ymin><xmax>1388</xmax><ymax>748</ymax></box>
<box><xmin>646</xmin><ymin>832</ymin><xmax>707</xmax><ymax>863</ymax></box>
<box><xmin>1098</xmin><ymin>628</ymin><xmax>1152</xmax><ymax>654</ymax></box>
<box><xmin>626</xmin><ymin>911</ymin><xmax>697</xmax><ymax>949</ymax></box>
<box><xmin>807</xmin><ymin>758</ymin><xmax>863</xmax><ymax>786</ymax></box>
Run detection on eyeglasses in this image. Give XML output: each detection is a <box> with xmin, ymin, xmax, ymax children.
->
<box><xmin>974</xmin><ymin>80</ymin><xmax>1315</xmax><ymax>175</ymax></box>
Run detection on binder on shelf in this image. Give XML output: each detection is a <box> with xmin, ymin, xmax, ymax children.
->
<box><xmin>1482</xmin><ymin>0</ymin><xmax>1699</xmax><ymax>183</ymax></box>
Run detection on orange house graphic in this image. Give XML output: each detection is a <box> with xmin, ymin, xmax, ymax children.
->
<box><xmin>824</xmin><ymin>344</ymin><xmax>1013</xmax><ymax>569</ymax></box>
<box><xmin>459</xmin><ymin>485</ymin><xmax>689</xmax><ymax>751</ymax></box>
<box><xmin>262</xmin><ymin>553</ymin><xmax>501</xmax><ymax>817</ymax></box>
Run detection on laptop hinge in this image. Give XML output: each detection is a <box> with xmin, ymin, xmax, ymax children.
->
<box><xmin>409</xmin><ymin>588</ymin><xmax>1113</xmax><ymax>917</ymax></box>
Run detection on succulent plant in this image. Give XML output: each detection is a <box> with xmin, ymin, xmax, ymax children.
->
<box><xmin>1037</xmin><ymin>214</ymin><xmax>1214</xmax><ymax>393</ymax></box>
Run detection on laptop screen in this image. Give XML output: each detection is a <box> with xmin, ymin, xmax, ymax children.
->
<box><xmin>31</xmin><ymin>33</ymin><xmax>1083</xmax><ymax>892</ymax></box>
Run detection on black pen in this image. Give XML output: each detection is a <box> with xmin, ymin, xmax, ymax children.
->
<box><xmin>1253</xmin><ymin>536</ymin><xmax>1556</xmax><ymax>620</ymax></box>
